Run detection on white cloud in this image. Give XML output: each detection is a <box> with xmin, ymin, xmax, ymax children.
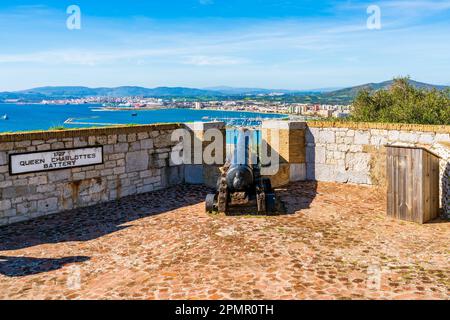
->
<box><xmin>0</xmin><ymin>3</ymin><xmax>449</xmax><ymax>90</ymax></box>
<box><xmin>182</xmin><ymin>55</ymin><xmax>249</xmax><ymax>66</ymax></box>
<box><xmin>338</xmin><ymin>0</ymin><xmax>450</xmax><ymax>15</ymax></box>
<box><xmin>383</xmin><ymin>0</ymin><xmax>450</xmax><ymax>11</ymax></box>
<box><xmin>0</xmin><ymin>48</ymin><xmax>187</xmax><ymax>66</ymax></box>
<box><xmin>0</xmin><ymin>49</ymin><xmax>249</xmax><ymax>68</ymax></box>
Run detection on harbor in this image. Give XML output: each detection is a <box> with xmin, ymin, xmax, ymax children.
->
<box><xmin>0</xmin><ymin>104</ymin><xmax>287</xmax><ymax>133</ymax></box>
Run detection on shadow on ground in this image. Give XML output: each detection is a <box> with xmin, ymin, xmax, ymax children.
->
<box><xmin>0</xmin><ymin>184</ymin><xmax>212</xmax><ymax>252</ymax></box>
<box><xmin>222</xmin><ymin>181</ymin><xmax>318</xmax><ymax>216</ymax></box>
<box><xmin>276</xmin><ymin>181</ymin><xmax>318</xmax><ymax>214</ymax></box>
<box><xmin>0</xmin><ymin>256</ymin><xmax>89</xmax><ymax>277</ymax></box>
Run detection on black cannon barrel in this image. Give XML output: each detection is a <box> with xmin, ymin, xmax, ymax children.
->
<box><xmin>227</xmin><ymin>129</ymin><xmax>254</xmax><ymax>192</ymax></box>
<box><xmin>231</xmin><ymin>128</ymin><xmax>251</xmax><ymax>166</ymax></box>
<box><xmin>226</xmin><ymin>164</ymin><xmax>253</xmax><ymax>192</ymax></box>
<box><xmin>206</xmin><ymin>129</ymin><xmax>277</xmax><ymax>214</ymax></box>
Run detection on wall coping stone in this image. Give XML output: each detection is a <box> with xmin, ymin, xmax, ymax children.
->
<box><xmin>438</xmin><ymin>141</ymin><xmax>450</xmax><ymax>149</ymax></box>
<box><xmin>185</xmin><ymin>121</ymin><xmax>226</xmax><ymax>131</ymax></box>
<box><xmin>307</xmin><ymin>121</ymin><xmax>450</xmax><ymax>133</ymax></box>
<box><xmin>261</xmin><ymin>120</ymin><xmax>307</xmax><ymax>130</ymax></box>
<box><xmin>0</xmin><ymin>123</ymin><xmax>183</xmax><ymax>143</ymax></box>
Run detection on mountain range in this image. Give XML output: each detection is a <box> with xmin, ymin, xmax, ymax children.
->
<box><xmin>0</xmin><ymin>80</ymin><xmax>448</xmax><ymax>103</ymax></box>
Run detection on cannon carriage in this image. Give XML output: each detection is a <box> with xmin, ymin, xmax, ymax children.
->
<box><xmin>205</xmin><ymin>129</ymin><xmax>277</xmax><ymax>214</ymax></box>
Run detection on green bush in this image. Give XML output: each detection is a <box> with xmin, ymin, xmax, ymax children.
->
<box><xmin>49</xmin><ymin>126</ymin><xmax>67</xmax><ymax>131</ymax></box>
<box><xmin>351</xmin><ymin>77</ymin><xmax>450</xmax><ymax>125</ymax></box>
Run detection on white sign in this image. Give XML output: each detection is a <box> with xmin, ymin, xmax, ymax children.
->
<box><xmin>9</xmin><ymin>147</ymin><xmax>103</xmax><ymax>175</ymax></box>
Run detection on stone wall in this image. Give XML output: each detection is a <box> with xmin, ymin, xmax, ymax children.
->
<box><xmin>304</xmin><ymin>121</ymin><xmax>450</xmax><ymax>215</ymax></box>
<box><xmin>1</xmin><ymin>120</ymin><xmax>448</xmax><ymax>226</ymax></box>
<box><xmin>183</xmin><ymin>122</ymin><xmax>227</xmax><ymax>187</ymax></box>
<box><xmin>261</xmin><ymin>121</ymin><xmax>306</xmax><ymax>187</ymax></box>
<box><xmin>430</xmin><ymin>142</ymin><xmax>450</xmax><ymax>218</ymax></box>
<box><xmin>0</xmin><ymin>124</ymin><xmax>188</xmax><ymax>226</ymax></box>
<box><xmin>260</xmin><ymin>119</ymin><xmax>450</xmax><ymax>216</ymax></box>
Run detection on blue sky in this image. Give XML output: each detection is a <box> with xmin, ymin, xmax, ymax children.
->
<box><xmin>0</xmin><ymin>0</ymin><xmax>449</xmax><ymax>91</ymax></box>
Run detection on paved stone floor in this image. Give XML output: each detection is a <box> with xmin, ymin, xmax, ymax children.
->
<box><xmin>0</xmin><ymin>182</ymin><xmax>448</xmax><ymax>300</ymax></box>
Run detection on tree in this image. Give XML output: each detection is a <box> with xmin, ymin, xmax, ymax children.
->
<box><xmin>351</xmin><ymin>77</ymin><xmax>450</xmax><ymax>125</ymax></box>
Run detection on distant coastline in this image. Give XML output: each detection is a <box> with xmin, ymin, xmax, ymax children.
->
<box><xmin>0</xmin><ymin>103</ymin><xmax>288</xmax><ymax>133</ymax></box>
<box><xmin>0</xmin><ymin>102</ymin><xmax>288</xmax><ymax>116</ymax></box>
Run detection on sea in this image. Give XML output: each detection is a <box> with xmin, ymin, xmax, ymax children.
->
<box><xmin>0</xmin><ymin>103</ymin><xmax>287</xmax><ymax>133</ymax></box>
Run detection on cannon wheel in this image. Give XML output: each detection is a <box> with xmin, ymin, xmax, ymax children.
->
<box><xmin>256</xmin><ymin>191</ymin><xmax>266</xmax><ymax>213</ymax></box>
<box><xmin>262</xmin><ymin>178</ymin><xmax>272</xmax><ymax>192</ymax></box>
<box><xmin>262</xmin><ymin>178</ymin><xmax>276</xmax><ymax>213</ymax></box>
<box><xmin>265</xmin><ymin>192</ymin><xmax>276</xmax><ymax>213</ymax></box>
<box><xmin>205</xmin><ymin>194</ymin><xmax>217</xmax><ymax>213</ymax></box>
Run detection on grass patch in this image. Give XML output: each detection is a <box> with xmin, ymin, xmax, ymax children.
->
<box><xmin>49</xmin><ymin>126</ymin><xmax>67</xmax><ymax>131</ymax></box>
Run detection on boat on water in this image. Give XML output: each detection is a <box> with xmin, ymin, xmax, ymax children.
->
<box><xmin>1</xmin><ymin>114</ymin><xmax>8</xmax><ymax>120</ymax></box>
<box><xmin>131</xmin><ymin>112</ymin><xmax>138</xmax><ymax>117</ymax></box>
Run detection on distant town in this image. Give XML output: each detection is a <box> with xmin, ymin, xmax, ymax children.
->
<box><xmin>3</xmin><ymin>96</ymin><xmax>352</xmax><ymax>120</ymax></box>
<box><xmin>1</xmin><ymin>79</ymin><xmax>447</xmax><ymax>121</ymax></box>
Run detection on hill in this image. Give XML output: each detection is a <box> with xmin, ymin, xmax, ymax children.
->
<box><xmin>322</xmin><ymin>79</ymin><xmax>449</xmax><ymax>102</ymax></box>
<box><xmin>1</xmin><ymin>80</ymin><xmax>448</xmax><ymax>103</ymax></box>
<box><xmin>16</xmin><ymin>86</ymin><xmax>215</xmax><ymax>98</ymax></box>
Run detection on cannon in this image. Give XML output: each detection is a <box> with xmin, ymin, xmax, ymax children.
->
<box><xmin>205</xmin><ymin>129</ymin><xmax>276</xmax><ymax>214</ymax></box>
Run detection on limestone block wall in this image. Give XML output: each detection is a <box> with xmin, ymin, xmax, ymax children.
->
<box><xmin>261</xmin><ymin>121</ymin><xmax>306</xmax><ymax>188</ymax></box>
<box><xmin>183</xmin><ymin>122</ymin><xmax>226</xmax><ymax>187</ymax></box>
<box><xmin>0</xmin><ymin>124</ymin><xmax>185</xmax><ymax>226</ymax></box>
<box><xmin>304</xmin><ymin>121</ymin><xmax>450</xmax><ymax>214</ymax></box>
<box><xmin>430</xmin><ymin>142</ymin><xmax>450</xmax><ymax>218</ymax></box>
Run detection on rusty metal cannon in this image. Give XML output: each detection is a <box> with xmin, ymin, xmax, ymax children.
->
<box><xmin>205</xmin><ymin>129</ymin><xmax>276</xmax><ymax>214</ymax></box>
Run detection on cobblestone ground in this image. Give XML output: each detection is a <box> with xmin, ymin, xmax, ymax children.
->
<box><xmin>0</xmin><ymin>182</ymin><xmax>448</xmax><ymax>300</ymax></box>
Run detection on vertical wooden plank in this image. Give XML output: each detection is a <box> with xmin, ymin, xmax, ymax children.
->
<box><xmin>416</xmin><ymin>149</ymin><xmax>425</xmax><ymax>224</ymax></box>
<box><xmin>406</xmin><ymin>149</ymin><xmax>413</xmax><ymax>222</ymax></box>
<box><xmin>423</xmin><ymin>150</ymin><xmax>431</xmax><ymax>224</ymax></box>
<box><xmin>422</xmin><ymin>150</ymin><xmax>427</xmax><ymax>224</ymax></box>
<box><xmin>417</xmin><ymin>149</ymin><xmax>423</xmax><ymax>223</ymax></box>
<box><xmin>386</xmin><ymin>148</ymin><xmax>393</xmax><ymax>217</ymax></box>
<box><xmin>387</xmin><ymin>147</ymin><xmax>392</xmax><ymax>218</ymax></box>
<box><xmin>429</xmin><ymin>152</ymin><xmax>435</xmax><ymax>221</ymax></box>
<box><xmin>418</xmin><ymin>149</ymin><xmax>424</xmax><ymax>223</ymax></box>
<box><xmin>428</xmin><ymin>151</ymin><xmax>433</xmax><ymax>222</ymax></box>
<box><xmin>410</xmin><ymin>149</ymin><xmax>415</xmax><ymax>222</ymax></box>
<box><xmin>398</xmin><ymin>151</ymin><xmax>408</xmax><ymax>221</ymax></box>
<box><xmin>410</xmin><ymin>150</ymin><xmax>422</xmax><ymax>221</ymax></box>
<box><xmin>435</xmin><ymin>155</ymin><xmax>440</xmax><ymax>218</ymax></box>
<box><xmin>430</xmin><ymin>153</ymin><xmax>440</xmax><ymax>221</ymax></box>
<box><xmin>400</xmin><ymin>148</ymin><xmax>407</xmax><ymax>221</ymax></box>
<box><xmin>408</xmin><ymin>149</ymin><xmax>414</xmax><ymax>222</ymax></box>
<box><xmin>413</xmin><ymin>149</ymin><xmax>421</xmax><ymax>223</ymax></box>
<box><xmin>393</xmin><ymin>148</ymin><xmax>400</xmax><ymax>220</ymax></box>
<box><xmin>396</xmin><ymin>148</ymin><xmax>402</xmax><ymax>220</ymax></box>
